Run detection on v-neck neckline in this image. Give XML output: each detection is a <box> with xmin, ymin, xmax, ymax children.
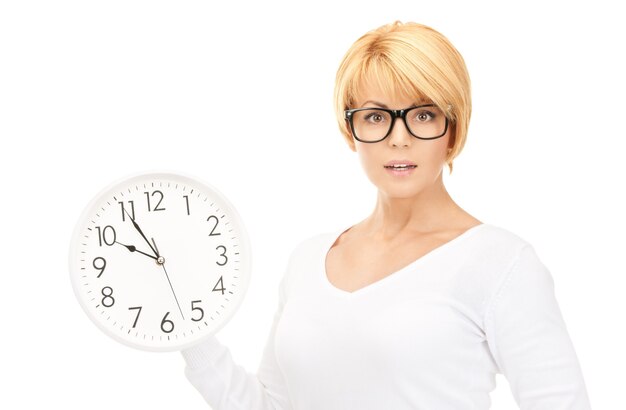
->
<box><xmin>321</xmin><ymin>222</ymin><xmax>489</xmax><ymax>297</ymax></box>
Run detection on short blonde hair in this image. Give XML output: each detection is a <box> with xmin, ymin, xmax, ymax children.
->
<box><xmin>334</xmin><ymin>21</ymin><xmax>471</xmax><ymax>174</ymax></box>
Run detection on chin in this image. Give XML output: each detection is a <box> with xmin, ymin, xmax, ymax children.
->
<box><xmin>376</xmin><ymin>182</ymin><xmax>428</xmax><ymax>200</ymax></box>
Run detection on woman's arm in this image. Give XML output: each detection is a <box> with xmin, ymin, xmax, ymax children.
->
<box><xmin>180</xmin><ymin>267</ymin><xmax>292</xmax><ymax>410</ymax></box>
<box><xmin>484</xmin><ymin>244</ymin><xmax>592</xmax><ymax>409</ymax></box>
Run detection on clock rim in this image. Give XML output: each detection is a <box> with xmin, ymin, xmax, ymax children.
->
<box><xmin>68</xmin><ymin>169</ymin><xmax>253</xmax><ymax>352</ymax></box>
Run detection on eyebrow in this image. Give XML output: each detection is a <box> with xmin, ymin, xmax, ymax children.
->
<box><xmin>360</xmin><ymin>100</ymin><xmax>389</xmax><ymax>108</ymax></box>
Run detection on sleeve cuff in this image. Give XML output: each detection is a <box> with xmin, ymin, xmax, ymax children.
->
<box><xmin>180</xmin><ymin>335</ymin><xmax>224</xmax><ymax>370</ymax></box>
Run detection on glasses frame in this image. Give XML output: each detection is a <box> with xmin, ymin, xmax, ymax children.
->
<box><xmin>344</xmin><ymin>104</ymin><xmax>450</xmax><ymax>143</ymax></box>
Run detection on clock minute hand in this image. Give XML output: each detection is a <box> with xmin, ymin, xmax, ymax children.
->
<box><xmin>124</xmin><ymin>208</ymin><xmax>159</xmax><ymax>257</ymax></box>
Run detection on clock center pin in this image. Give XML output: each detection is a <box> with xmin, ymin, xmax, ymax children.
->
<box><xmin>157</xmin><ymin>256</ymin><xmax>165</xmax><ymax>265</ymax></box>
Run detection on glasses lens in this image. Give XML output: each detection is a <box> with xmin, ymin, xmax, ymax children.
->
<box><xmin>350</xmin><ymin>106</ymin><xmax>447</xmax><ymax>141</ymax></box>
<box><xmin>351</xmin><ymin>109</ymin><xmax>393</xmax><ymax>142</ymax></box>
<box><xmin>405</xmin><ymin>106</ymin><xmax>447</xmax><ymax>139</ymax></box>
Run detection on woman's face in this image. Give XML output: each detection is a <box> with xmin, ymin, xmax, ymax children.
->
<box><xmin>348</xmin><ymin>85</ymin><xmax>453</xmax><ymax>200</ymax></box>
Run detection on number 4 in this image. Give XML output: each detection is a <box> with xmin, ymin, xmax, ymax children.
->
<box><xmin>212</xmin><ymin>276</ymin><xmax>225</xmax><ymax>295</ymax></box>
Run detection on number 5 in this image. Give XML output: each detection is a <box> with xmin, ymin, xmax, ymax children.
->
<box><xmin>191</xmin><ymin>300</ymin><xmax>204</xmax><ymax>322</ymax></box>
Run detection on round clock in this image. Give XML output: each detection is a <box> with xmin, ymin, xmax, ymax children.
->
<box><xmin>68</xmin><ymin>171</ymin><xmax>252</xmax><ymax>352</ymax></box>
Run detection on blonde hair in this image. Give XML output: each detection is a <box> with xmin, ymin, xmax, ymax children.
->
<box><xmin>334</xmin><ymin>21</ymin><xmax>471</xmax><ymax>174</ymax></box>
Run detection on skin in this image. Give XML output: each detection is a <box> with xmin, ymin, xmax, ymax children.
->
<box><xmin>325</xmin><ymin>83</ymin><xmax>482</xmax><ymax>293</ymax></box>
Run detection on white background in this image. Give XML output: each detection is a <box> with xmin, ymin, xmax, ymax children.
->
<box><xmin>1</xmin><ymin>0</ymin><xmax>624</xmax><ymax>408</ymax></box>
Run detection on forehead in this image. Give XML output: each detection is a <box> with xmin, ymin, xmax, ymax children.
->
<box><xmin>352</xmin><ymin>71</ymin><xmax>431</xmax><ymax>108</ymax></box>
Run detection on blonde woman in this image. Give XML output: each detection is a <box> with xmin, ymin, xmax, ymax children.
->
<box><xmin>181</xmin><ymin>21</ymin><xmax>592</xmax><ymax>409</ymax></box>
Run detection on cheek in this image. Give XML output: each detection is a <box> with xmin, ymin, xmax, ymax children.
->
<box><xmin>356</xmin><ymin>145</ymin><xmax>381</xmax><ymax>174</ymax></box>
<box><xmin>424</xmin><ymin>142</ymin><xmax>450</xmax><ymax>167</ymax></box>
<box><xmin>418</xmin><ymin>133</ymin><xmax>452</xmax><ymax>169</ymax></box>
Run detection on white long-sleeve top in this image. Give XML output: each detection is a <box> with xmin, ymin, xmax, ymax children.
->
<box><xmin>181</xmin><ymin>223</ymin><xmax>591</xmax><ymax>409</ymax></box>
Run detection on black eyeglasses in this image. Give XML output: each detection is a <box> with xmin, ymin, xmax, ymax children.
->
<box><xmin>344</xmin><ymin>104</ymin><xmax>449</xmax><ymax>143</ymax></box>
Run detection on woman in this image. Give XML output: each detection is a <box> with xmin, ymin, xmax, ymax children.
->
<box><xmin>181</xmin><ymin>21</ymin><xmax>592</xmax><ymax>409</ymax></box>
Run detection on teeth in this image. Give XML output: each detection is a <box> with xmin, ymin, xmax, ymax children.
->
<box><xmin>387</xmin><ymin>164</ymin><xmax>415</xmax><ymax>168</ymax></box>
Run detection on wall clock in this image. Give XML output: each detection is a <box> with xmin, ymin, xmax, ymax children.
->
<box><xmin>68</xmin><ymin>171</ymin><xmax>251</xmax><ymax>352</ymax></box>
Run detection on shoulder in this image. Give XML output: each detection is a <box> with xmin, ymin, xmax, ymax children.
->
<box><xmin>285</xmin><ymin>228</ymin><xmax>339</xmax><ymax>265</ymax></box>
<box><xmin>277</xmin><ymin>228</ymin><xmax>339</xmax><ymax>297</ymax></box>
<box><xmin>475</xmin><ymin>222</ymin><xmax>533</xmax><ymax>248</ymax></box>
<box><xmin>469</xmin><ymin>223</ymin><xmax>535</xmax><ymax>257</ymax></box>
<box><xmin>278</xmin><ymin>228</ymin><xmax>340</xmax><ymax>273</ymax></box>
<box><xmin>457</xmin><ymin>223</ymin><xmax>542</xmax><ymax>283</ymax></box>
<box><xmin>473</xmin><ymin>223</ymin><xmax>551</xmax><ymax>296</ymax></box>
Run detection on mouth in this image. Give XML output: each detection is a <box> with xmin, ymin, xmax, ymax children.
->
<box><xmin>384</xmin><ymin>159</ymin><xmax>417</xmax><ymax>170</ymax></box>
<box><xmin>383</xmin><ymin>161</ymin><xmax>417</xmax><ymax>176</ymax></box>
<box><xmin>383</xmin><ymin>164</ymin><xmax>417</xmax><ymax>170</ymax></box>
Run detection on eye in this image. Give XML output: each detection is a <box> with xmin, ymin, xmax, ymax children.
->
<box><xmin>363</xmin><ymin>111</ymin><xmax>387</xmax><ymax>124</ymax></box>
<box><xmin>413</xmin><ymin>110</ymin><xmax>435</xmax><ymax>122</ymax></box>
<box><xmin>418</xmin><ymin>112</ymin><xmax>432</xmax><ymax>121</ymax></box>
<box><xmin>407</xmin><ymin>106</ymin><xmax>444</xmax><ymax>124</ymax></box>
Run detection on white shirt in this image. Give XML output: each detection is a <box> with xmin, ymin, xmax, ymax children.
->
<box><xmin>181</xmin><ymin>223</ymin><xmax>591</xmax><ymax>409</ymax></box>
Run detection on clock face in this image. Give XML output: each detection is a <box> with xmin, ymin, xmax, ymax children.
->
<box><xmin>68</xmin><ymin>172</ymin><xmax>251</xmax><ymax>352</ymax></box>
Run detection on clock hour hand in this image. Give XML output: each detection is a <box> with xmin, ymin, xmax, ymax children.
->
<box><xmin>124</xmin><ymin>208</ymin><xmax>160</xmax><ymax>257</ymax></box>
<box><xmin>114</xmin><ymin>241</ymin><xmax>157</xmax><ymax>261</ymax></box>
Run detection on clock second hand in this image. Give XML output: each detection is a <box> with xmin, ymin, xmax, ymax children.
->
<box><xmin>152</xmin><ymin>237</ymin><xmax>185</xmax><ymax>321</ymax></box>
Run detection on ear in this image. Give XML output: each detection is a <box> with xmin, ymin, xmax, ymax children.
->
<box><xmin>348</xmin><ymin>139</ymin><xmax>357</xmax><ymax>152</ymax></box>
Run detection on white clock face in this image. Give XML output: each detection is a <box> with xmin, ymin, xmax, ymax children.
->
<box><xmin>68</xmin><ymin>172</ymin><xmax>251</xmax><ymax>352</ymax></box>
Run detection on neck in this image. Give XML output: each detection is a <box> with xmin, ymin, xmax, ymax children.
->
<box><xmin>365</xmin><ymin>173</ymin><xmax>459</xmax><ymax>240</ymax></box>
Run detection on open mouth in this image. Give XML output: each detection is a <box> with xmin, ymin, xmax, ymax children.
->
<box><xmin>384</xmin><ymin>164</ymin><xmax>417</xmax><ymax>170</ymax></box>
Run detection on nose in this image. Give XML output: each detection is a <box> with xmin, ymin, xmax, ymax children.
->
<box><xmin>386</xmin><ymin>117</ymin><xmax>412</xmax><ymax>147</ymax></box>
